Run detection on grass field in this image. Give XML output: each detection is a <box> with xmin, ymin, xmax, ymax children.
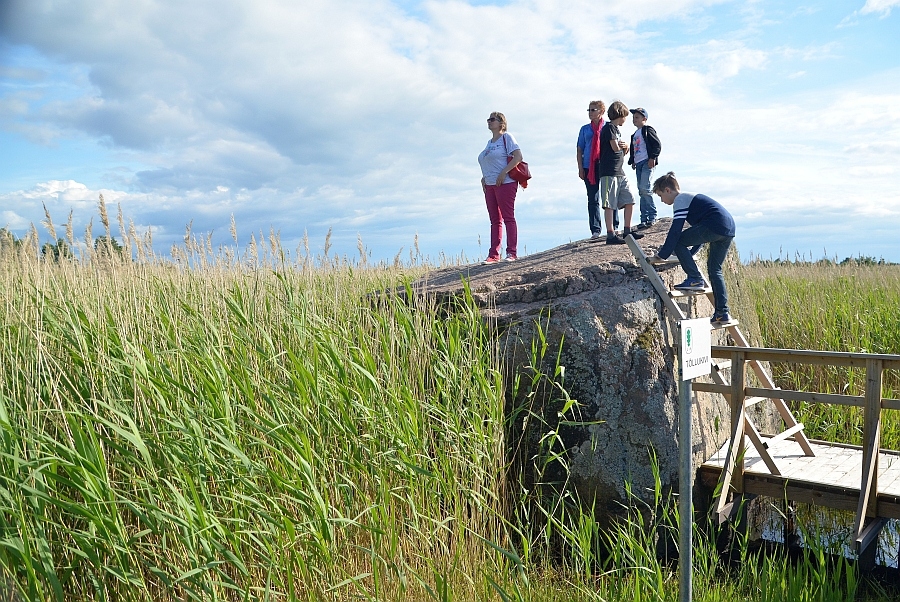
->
<box><xmin>0</xmin><ymin>218</ymin><xmax>896</xmax><ymax>600</ymax></box>
<box><xmin>729</xmin><ymin>260</ymin><xmax>900</xmax><ymax>448</ymax></box>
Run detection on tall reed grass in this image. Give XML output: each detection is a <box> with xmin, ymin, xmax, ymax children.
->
<box><xmin>0</xmin><ymin>205</ymin><xmax>885</xmax><ymax>600</ymax></box>
<box><xmin>729</xmin><ymin>261</ymin><xmax>900</xmax><ymax>447</ymax></box>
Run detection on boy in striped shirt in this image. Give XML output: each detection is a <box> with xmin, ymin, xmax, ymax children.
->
<box><xmin>647</xmin><ymin>172</ymin><xmax>735</xmax><ymax>325</ymax></box>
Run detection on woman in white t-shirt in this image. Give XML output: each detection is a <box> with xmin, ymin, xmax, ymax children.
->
<box><xmin>477</xmin><ymin>111</ymin><xmax>523</xmax><ymax>264</ymax></box>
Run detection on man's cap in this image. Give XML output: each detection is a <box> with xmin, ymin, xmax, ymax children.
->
<box><xmin>630</xmin><ymin>107</ymin><xmax>649</xmax><ymax>119</ymax></box>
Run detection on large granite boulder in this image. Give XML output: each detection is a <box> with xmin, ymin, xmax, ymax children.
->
<box><xmin>415</xmin><ymin>220</ymin><xmax>778</xmax><ymax>519</ymax></box>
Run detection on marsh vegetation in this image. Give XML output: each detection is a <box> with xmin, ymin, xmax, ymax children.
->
<box><xmin>0</xmin><ymin>209</ymin><xmax>897</xmax><ymax>600</ymax></box>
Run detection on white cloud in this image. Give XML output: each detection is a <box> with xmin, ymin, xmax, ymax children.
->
<box><xmin>860</xmin><ymin>0</ymin><xmax>900</xmax><ymax>16</ymax></box>
<box><xmin>1</xmin><ymin>211</ymin><xmax>29</xmax><ymax>229</ymax></box>
<box><xmin>0</xmin><ymin>0</ymin><xmax>898</xmax><ymax>262</ymax></box>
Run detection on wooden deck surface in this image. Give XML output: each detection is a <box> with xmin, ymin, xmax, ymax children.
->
<box><xmin>699</xmin><ymin>437</ymin><xmax>900</xmax><ymax>518</ymax></box>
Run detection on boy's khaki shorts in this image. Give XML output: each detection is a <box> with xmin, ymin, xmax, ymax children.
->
<box><xmin>598</xmin><ymin>175</ymin><xmax>635</xmax><ymax>210</ymax></box>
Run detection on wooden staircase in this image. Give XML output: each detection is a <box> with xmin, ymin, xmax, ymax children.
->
<box><xmin>625</xmin><ymin>236</ymin><xmax>816</xmax><ymax>519</ymax></box>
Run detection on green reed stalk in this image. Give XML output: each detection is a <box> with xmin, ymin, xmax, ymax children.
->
<box><xmin>0</xmin><ymin>225</ymin><xmax>891</xmax><ymax>600</ymax></box>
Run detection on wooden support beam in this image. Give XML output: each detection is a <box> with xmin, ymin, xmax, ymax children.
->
<box><xmin>856</xmin><ymin>517</ymin><xmax>887</xmax><ymax>573</ymax></box>
<box><xmin>743</xmin><ymin>416</ymin><xmax>780</xmax><ymax>475</ymax></box>
<box><xmin>726</xmin><ymin>326</ymin><xmax>816</xmax><ymax>457</ymax></box>
<box><xmin>856</xmin><ymin>517</ymin><xmax>888</xmax><ymax>555</ymax></box>
<box><xmin>717</xmin><ymin>498</ymin><xmax>741</xmax><ymax>524</ymax></box>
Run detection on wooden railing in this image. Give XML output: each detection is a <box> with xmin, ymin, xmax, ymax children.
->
<box><xmin>694</xmin><ymin>346</ymin><xmax>900</xmax><ymax>550</ymax></box>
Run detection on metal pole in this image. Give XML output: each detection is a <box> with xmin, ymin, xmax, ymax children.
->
<box><xmin>679</xmin><ymin>368</ymin><xmax>693</xmax><ymax>602</ymax></box>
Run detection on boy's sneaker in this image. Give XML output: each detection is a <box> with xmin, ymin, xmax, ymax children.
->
<box><xmin>624</xmin><ymin>228</ymin><xmax>644</xmax><ymax>239</ymax></box>
<box><xmin>605</xmin><ymin>234</ymin><xmax>626</xmax><ymax>245</ymax></box>
<box><xmin>482</xmin><ymin>256</ymin><xmax>501</xmax><ymax>265</ymax></box>
<box><xmin>673</xmin><ymin>277</ymin><xmax>708</xmax><ymax>291</ymax></box>
<box><xmin>710</xmin><ymin>312</ymin><xmax>732</xmax><ymax>326</ymax></box>
<box><xmin>590</xmin><ymin>232</ymin><xmax>603</xmax><ymax>240</ymax></box>
<box><xmin>637</xmin><ymin>219</ymin><xmax>655</xmax><ymax>230</ymax></box>
<box><xmin>504</xmin><ymin>255</ymin><xmax>517</xmax><ymax>262</ymax></box>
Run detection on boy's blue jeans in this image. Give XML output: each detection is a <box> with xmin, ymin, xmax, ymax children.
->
<box><xmin>635</xmin><ymin>160</ymin><xmax>656</xmax><ymax>223</ymax></box>
<box><xmin>673</xmin><ymin>224</ymin><xmax>734</xmax><ymax>315</ymax></box>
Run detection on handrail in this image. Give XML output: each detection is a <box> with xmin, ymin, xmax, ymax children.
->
<box><xmin>704</xmin><ymin>344</ymin><xmax>897</xmax><ymax>548</ymax></box>
<box><xmin>710</xmin><ymin>345</ymin><xmax>900</xmax><ymax>369</ymax></box>
<box><xmin>692</xmin><ymin>382</ymin><xmax>900</xmax><ymax>409</ymax></box>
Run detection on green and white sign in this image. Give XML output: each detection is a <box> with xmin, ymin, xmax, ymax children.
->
<box><xmin>680</xmin><ymin>318</ymin><xmax>712</xmax><ymax>380</ymax></box>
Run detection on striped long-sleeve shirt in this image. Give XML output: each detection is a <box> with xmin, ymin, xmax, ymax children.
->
<box><xmin>657</xmin><ymin>193</ymin><xmax>736</xmax><ymax>259</ymax></box>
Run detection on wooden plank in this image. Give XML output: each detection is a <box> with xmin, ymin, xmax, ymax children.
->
<box><xmin>693</xmin><ymin>382</ymin><xmax>730</xmax><ymax>395</ymax></box>
<box><xmin>856</xmin><ymin>517</ymin><xmax>888</xmax><ymax>554</ymax></box>
<box><xmin>669</xmin><ymin>288</ymin><xmax>712</xmax><ymax>298</ymax></box>
<box><xmin>757</xmin><ymin>439</ymin><xmax>818</xmax><ymax>476</ymax></box>
<box><xmin>694</xmin><ymin>381</ymin><xmax>861</xmax><ymax>408</ymax></box>
<box><xmin>836</xmin><ymin>461</ymin><xmax>865</xmax><ymax>490</ymax></box>
<box><xmin>775</xmin><ymin>445</ymin><xmax>855</xmax><ymax>482</ymax></box>
<box><xmin>697</xmin><ymin>464</ymin><xmax>900</xmax><ymax>520</ymax></box>
<box><xmin>766</xmin><ymin>423</ymin><xmax>805</xmax><ymax>446</ymax></box>
<box><xmin>712</xmin><ymin>319</ymin><xmax>740</xmax><ymax>330</ymax></box>
<box><xmin>713</xmin><ymin>359</ymin><xmax>732</xmax><ymax>372</ymax></box>
<box><xmin>743</xmin><ymin>417</ymin><xmax>780</xmax><ymax>474</ymax></box>
<box><xmin>625</xmin><ymin>236</ymin><xmax>687</xmax><ymax>320</ymax></box>
<box><xmin>697</xmin><ymin>388</ymin><xmax>898</xmax><ymax>411</ymax></box>
<box><xmin>801</xmin><ymin>437</ymin><xmax>900</xmax><ymax>455</ymax></box>
<box><xmin>744</xmin><ymin>387</ymin><xmax>862</xmax><ymax>407</ymax></box>
<box><xmin>792</xmin><ymin>446</ymin><xmax>861</xmax><ymax>488</ymax></box>
<box><xmin>709</xmin><ymin>346</ymin><xmax>900</xmax><ymax>369</ymax></box>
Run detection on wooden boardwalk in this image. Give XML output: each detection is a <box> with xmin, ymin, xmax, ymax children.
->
<box><xmin>699</xmin><ymin>437</ymin><xmax>900</xmax><ymax>520</ymax></box>
<box><xmin>624</xmin><ymin>235</ymin><xmax>900</xmax><ymax>562</ymax></box>
<box><xmin>624</xmin><ymin>236</ymin><xmax>900</xmax><ymax>563</ymax></box>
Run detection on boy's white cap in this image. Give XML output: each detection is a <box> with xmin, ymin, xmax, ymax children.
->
<box><xmin>630</xmin><ymin>107</ymin><xmax>648</xmax><ymax>119</ymax></box>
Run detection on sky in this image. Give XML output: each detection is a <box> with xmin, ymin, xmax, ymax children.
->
<box><xmin>1</xmin><ymin>0</ymin><xmax>899</xmax><ymax>264</ymax></box>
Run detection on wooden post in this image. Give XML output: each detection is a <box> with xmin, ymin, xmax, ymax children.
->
<box><xmin>855</xmin><ymin>359</ymin><xmax>883</xmax><ymax>548</ymax></box>
<box><xmin>715</xmin><ymin>351</ymin><xmax>746</xmax><ymax>518</ymax></box>
<box><xmin>730</xmin><ymin>350</ymin><xmax>746</xmax><ymax>494</ymax></box>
